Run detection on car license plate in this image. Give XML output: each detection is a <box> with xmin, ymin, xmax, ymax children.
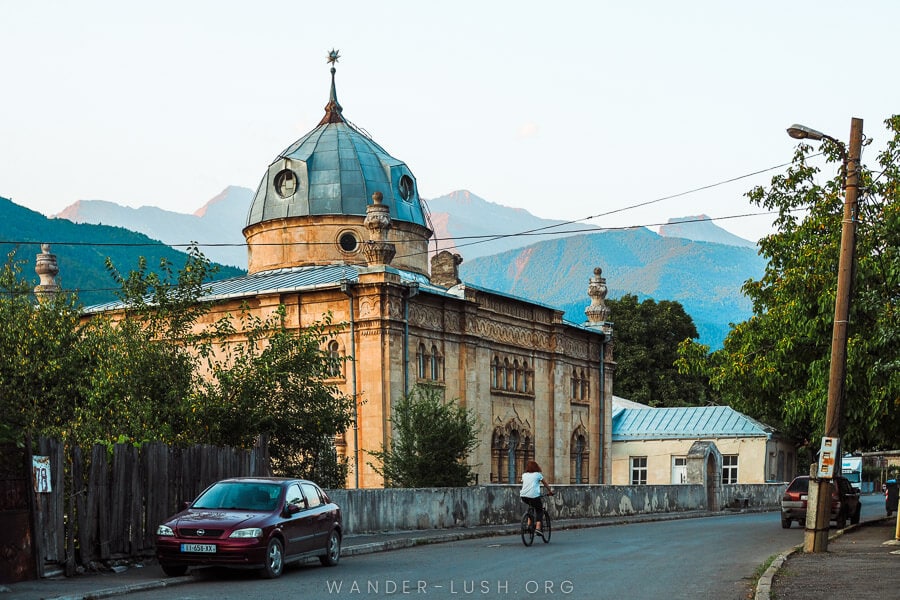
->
<box><xmin>801</xmin><ymin>495</ymin><xmax>808</xmax><ymax>501</ymax></box>
<box><xmin>181</xmin><ymin>543</ymin><xmax>216</xmax><ymax>553</ymax></box>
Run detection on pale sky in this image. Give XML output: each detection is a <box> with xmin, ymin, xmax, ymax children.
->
<box><xmin>2</xmin><ymin>0</ymin><xmax>898</xmax><ymax>243</ymax></box>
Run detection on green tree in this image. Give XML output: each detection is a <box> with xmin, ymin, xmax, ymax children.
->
<box><xmin>678</xmin><ymin>116</ymin><xmax>900</xmax><ymax>452</ymax></box>
<box><xmin>66</xmin><ymin>248</ymin><xmax>213</xmax><ymax>447</ymax></box>
<box><xmin>608</xmin><ymin>294</ymin><xmax>710</xmax><ymax>407</ymax></box>
<box><xmin>0</xmin><ymin>250</ymin><xmax>86</xmax><ymax>442</ymax></box>
<box><xmin>1</xmin><ymin>245</ymin><xmax>357</xmax><ymax>485</ymax></box>
<box><xmin>368</xmin><ymin>386</ymin><xmax>480</xmax><ymax>488</ymax></box>
<box><xmin>191</xmin><ymin>306</ymin><xmax>354</xmax><ymax>488</ymax></box>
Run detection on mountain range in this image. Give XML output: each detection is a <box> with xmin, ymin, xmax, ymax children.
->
<box><xmin>55</xmin><ymin>186</ymin><xmax>250</xmax><ymax>268</ymax></box>
<box><xmin>42</xmin><ymin>188</ymin><xmax>765</xmax><ymax>348</ymax></box>
<box><xmin>0</xmin><ymin>196</ymin><xmax>245</xmax><ymax>307</ymax></box>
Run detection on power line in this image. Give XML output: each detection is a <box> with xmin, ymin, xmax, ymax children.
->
<box><xmin>3</xmin><ymin>159</ymin><xmax>798</xmax><ymax>251</ymax></box>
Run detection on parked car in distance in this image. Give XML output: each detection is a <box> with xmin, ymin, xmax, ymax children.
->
<box><xmin>780</xmin><ymin>475</ymin><xmax>861</xmax><ymax>529</ymax></box>
<box><xmin>156</xmin><ymin>477</ymin><xmax>342</xmax><ymax>578</ymax></box>
<box><xmin>885</xmin><ymin>479</ymin><xmax>899</xmax><ymax>516</ymax></box>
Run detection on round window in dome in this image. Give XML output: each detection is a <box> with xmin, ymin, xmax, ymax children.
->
<box><xmin>274</xmin><ymin>169</ymin><xmax>297</xmax><ymax>198</ymax></box>
<box><xmin>398</xmin><ymin>175</ymin><xmax>414</xmax><ymax>201</ymax></box>
<box><xmin>339</xmin><ymin>232</ymin><xmax>359</xmax><ymax>253</ymax></box>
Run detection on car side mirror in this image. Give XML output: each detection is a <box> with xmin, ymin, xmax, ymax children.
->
<box><xmin>284</xmin><ymin>503</ymin><xmax>302</xmax><ymax>516</ymax></box>
<box><xmin>183</xmin><ymin>501</ymin><xmax>191</xmax><ymax>510</ymax></box>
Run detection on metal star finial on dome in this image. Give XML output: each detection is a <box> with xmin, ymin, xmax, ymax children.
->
<box><xmin>319</xmin><ymin>49</ymin><xmax>345</xmax><ymax>126</ymax></box>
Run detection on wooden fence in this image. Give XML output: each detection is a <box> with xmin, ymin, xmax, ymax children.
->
<box><xmin>28</xmin><ymin>437</ymin><xmax>269</xmax><ymax>576</ymax></box>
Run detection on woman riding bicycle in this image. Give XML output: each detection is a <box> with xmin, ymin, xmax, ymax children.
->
<box><xmin>520</xmin><ymin>460</ymin><xmax>553</xmax><ymax>537</ymax></box>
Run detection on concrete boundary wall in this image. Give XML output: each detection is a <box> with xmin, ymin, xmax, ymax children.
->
<box><xmin>328</xmin><ymin>483</ymin><xmax>786</xmax><ymax>534</ymax></box>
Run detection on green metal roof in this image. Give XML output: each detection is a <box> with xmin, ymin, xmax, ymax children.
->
<box><xmin>612</xmin><ymin>405</ymin><xmax>773</xmax><ymax>441</ymax></box>
<box><xmin>246</xmin><ymin>64</ymin><xmax>429</xmax><ymax>231</ymax></box>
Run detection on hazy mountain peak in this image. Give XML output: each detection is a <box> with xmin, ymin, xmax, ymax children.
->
<box><xmin>52</xmin><ymin>188</ymin><xmax>253</xmax><ymax>268</ymax></box>
<box><xmin>658</xmin><ymin>215</ymin><xmax>756</xmax><ymax>248</ymax></box>
<box><xmin>194</xmin><ymin>185</ymin><xmax>253</xmax><ymax>218</ymax></box>
<box><xmin>431</xmin><ymin>189</ymin><xmax>533</xmax><ymax>217</ymax></box>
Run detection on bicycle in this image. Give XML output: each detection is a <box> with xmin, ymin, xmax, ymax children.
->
<box><xmin>520</xmin><ymin>494</ymin><xmax>552</xmax><ymax>546</ymax></box>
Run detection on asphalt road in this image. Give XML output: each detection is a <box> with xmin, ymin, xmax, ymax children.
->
<box><xmin>120</xmin><ymin>495</ymin><xmax>885</xmax><ymax>600</ymax></box>
<box><xmin>120</xmin><ymin>512</ymin><xmax>805</xmax><ymax>600</ymax></box>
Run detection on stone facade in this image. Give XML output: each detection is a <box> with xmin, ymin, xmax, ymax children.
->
<box><xmin>81</xmin><ymin>56</ymin><xmax>615</xmax><ymax>489</ymax></box>
<box><xmin>183</xmin><ymin>263</ymin><xmax>613</xmax><ymax>489</ymax></box>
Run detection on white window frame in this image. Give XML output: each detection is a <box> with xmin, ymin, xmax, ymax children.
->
<box><xmin>722</xmin><ymin>454</ymin><xmax>739</xmax><ymax>484</ymax></box>
<box><xmin>630</xmin><ymin>456</ymin><xmax>648</xmax><ymax>485</ymax></box>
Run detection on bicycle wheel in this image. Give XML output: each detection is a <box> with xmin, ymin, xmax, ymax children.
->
<box><xmin>521</xmin><ymin>511</ymin><xmax>535</xmax><ymax>547</ymax></box>
<box><xmin>541</xmin><ymin>509</ymin><xmax>551</xmax><ymax>543</ymax></box>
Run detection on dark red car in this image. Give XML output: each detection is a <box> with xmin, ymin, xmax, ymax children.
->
<box><xmin>780</xmin><ymin>475</ymin><xmax>861</xmax><ymax>529</ymax></box>
<box><xmin>156</xmin><ymin>477</ymin><xmax>342</xmax><ymax>578</ymax></box>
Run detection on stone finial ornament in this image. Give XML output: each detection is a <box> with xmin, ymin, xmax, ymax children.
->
<box><xmin>363</xmin><ymin>191</ymin><xmax>396</xmax><ymax>265</ymax></box>
<box><xmin>584</xmin><ymin>266</ymin><xmax>610</xmax><ymax>325</ymax></box>
<box><xmin>34</xmin><ymin>243</ymin><xmax>60</xmax><ymax>301</ymax></box>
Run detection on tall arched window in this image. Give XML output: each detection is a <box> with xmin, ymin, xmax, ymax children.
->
<box><xmin>513</xmin><ymin>360</ymin><xmax>521</xmax><ymax>392</ymax></box>
<box><xmin>507</xmin><ymin>430</ymin><xmax>519</xmax><ymax>483</ymax></box>
<box><xmin>430</xmin><ymin>344</ymin><xmax>441</xmax><ymax>381</ymax></box>
<box><xmin>523</xmin><ymin>361</ymin><xmax>532</xmax><ymax>393</ymax></box>
<box><xmin>327</xmin><ymin>340</ymin><xmax>342</xmax><ymax>378</ymax></box>
<box><xmin>492</xmin><ymin>432</ymin><xmax>505</xmax><ymax>483</ymax></box>
<box><xmin>417</xmin><ymin>343</ymin><xmax>427</xmax><ymax>379</ymax></box>
<box><xmin>504</xmin><ymin>359</ymin><xmax>512</xmax><ymax>390</ymax></box>
<box><xmin>491</xmin><ymin>356</ymin><xmax>500</xmax><ymax>389</ymax></box>
<box><xmin>571</xmin><ymin>433</ymin><xmax>587</xmax><ymax>483</ymax></box>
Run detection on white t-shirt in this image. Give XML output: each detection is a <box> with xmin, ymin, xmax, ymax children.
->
<box><xmin>520</xmin><ymin>471</ymin><xmax>543</xmax><ymax>498</ymax></box>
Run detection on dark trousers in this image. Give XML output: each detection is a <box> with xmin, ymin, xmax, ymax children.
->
<box><xmin>521</xmin><ymin>496</ymin><xmax>544</xmax><ymax>525</ymax></box>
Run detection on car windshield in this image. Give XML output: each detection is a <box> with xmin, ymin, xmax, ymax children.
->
<box><xmin>192</xmin><ymin>482</ymin><xmax>280</xmax><ymax>511</ymax></box>
<box><xmin>787</xmin><ymin>478</ymin><xmax>810</xmax><ymax>493</ymax></box>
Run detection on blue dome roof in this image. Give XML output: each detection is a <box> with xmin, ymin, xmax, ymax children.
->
<box><xmin>246</xmin><ymin>65</ymin><xmax>430</xmax><ymax>231</ymax></box>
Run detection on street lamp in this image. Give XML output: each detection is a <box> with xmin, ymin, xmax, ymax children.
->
<box><xmin>787</xmin><ymin>118</ymin><xmax>864</xmax><ymax>553</ymax></box>
<box><xmin>786</xmin><ymin>124</ymin><xmax>834</xmax><ymax>143</ymax></box>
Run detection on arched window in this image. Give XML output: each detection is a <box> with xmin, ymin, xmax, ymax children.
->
<box><xmin>417</xmin><ymin>343</ymin><xmax>427</xmax><ymax>379</ymax></box>
<box><xmin>430</xmin><ymin>344</ymin><xmax>441</xmax><ymax>381</ymax></box>
<box><xmin>491</xmin><ymin>356</ymin><xmax>500</xmax><ymax>389</ymax></box>
<box><xmin>507</xmin><ymin>430</ymin><xmax>519</xmax><ymax>483</ymax></box>
<box><xmin>521</xmin><ymin>435</ymin><xmax>532</xmax><ymax>474</ymax></box>
<box><xmin>327</xmin><ymin>340</ymin><xmax>342</xmax><ymax>378</ymax></box>
<box><xmin>492</xmin><ymin>432</ymin><xmax>505</xmax><ymax>483</ymax></box>
<box><xmin>513</xmin><ymin>360</ymin><xmax>521</xmax><ymax>392</ymax></box>
<box><xmin>523</xmin><ymin>361</ymin><xmax>532</xmax><ymax>394</ymax></box>
<box><xmin>503</xmin><ymin>359</ymin><xmax>511</xmax><ymax>390</ymax></box>
<box><xmin>571</xmin><ymin>432</ymin><xmax>588</xmax><ymax>484</ymax></box>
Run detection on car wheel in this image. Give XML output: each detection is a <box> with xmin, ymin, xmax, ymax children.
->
<box><xmin>161</xmin><ymin>564</ymin><xmax>187</xmax><ymax>577</ymax></box>
<box><xmin>320</xmin><ymin>529</ymin><xmax>341</xmax><ymax>566</ymax></box>
<box><xmin>835</xmin><ymin>512</ymin><xmax>847</xmax><ymax>529</ymax></box>
<box><xmin>781</xmin><ymin>517</ymin><xmax>791</xmax><ymax>529</ymax></box>
<box><xmin>260</xmin><ymin>537</ymin><xmax>284</xmax><ymax>579</ymax></box>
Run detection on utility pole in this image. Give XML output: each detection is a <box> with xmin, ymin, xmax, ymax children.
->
<box><xmin>802</xmin><ymin>117</ymin><xmax>864</xmax><ymax>553</ymax></box>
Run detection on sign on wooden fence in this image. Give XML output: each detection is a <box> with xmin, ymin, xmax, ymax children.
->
<box><xmin>32</xmin><ymin>456</ymin><xmax>51</xmax><ymax>493</ymax></box>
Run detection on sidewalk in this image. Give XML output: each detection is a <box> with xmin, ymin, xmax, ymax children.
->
<box><xmin>758</xmin><ymin>517</ymin><xmax>900</xmax><ymax>600</ymax></box>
